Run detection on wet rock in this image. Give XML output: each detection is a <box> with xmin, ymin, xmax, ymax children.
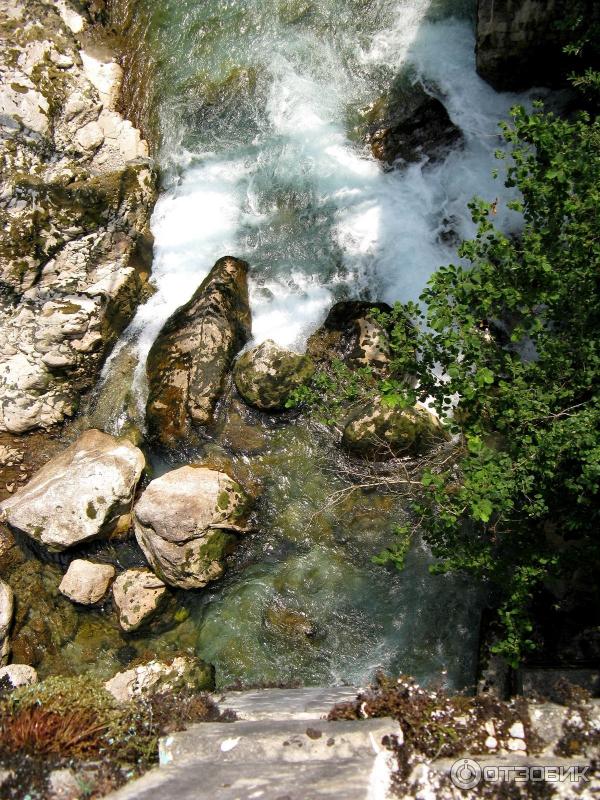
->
<box><xmin>104</xmin><ymin>656</ymin><xmax>214</xmax><ymax>704</ymax></box>
<box><xmin>0</xmin><ymin>664</ymin><xmax>38</xmax><ymax>689</ymax></box>
<box><xmin>112</xmin><ymin>568</ymin><xmax>167</xmax><ymax>632</ymax></box>
<box><xmin>0</xmin><ymin>579</ymin><xmax>14</xmax><ymax>665</ymax></box>
<box><xmin>134</xmin><ymin>465</ymin><xmax>251</xmax><ymax>590</ymax></box>
<box><xmin>476</xmin><ymin>0</ymin><xmax>570</xmax><ymax>91</ymax></box>
<box><xmin>59</xmin><ymin>559</ymin><xmax>116</xmax><ymax>605</ymax></box>
<box><xmin>234</xmin><ymin>339</ymin><xmax>315</xmax><ymax>411</ymax></box>
<box><xmin>0</xmin><ymin>429</ymin><xmax>145</xmax><ymax>552</ymax></box>
<box><xmin>146</xmin><ymin>256</ymin><xmax>251</xmax><ymax>448</ymax></box>
<box><xmin>220</xmin><ymin>403</ymin><xmax>269</xmax><ymax>455</ymax></box>
<box><xmin>362</xmin><ymin>76</ymin><xmax>461</xmax><ymax>168</ymax></box>
<box><xmin>0</xmin><ymin>1</ymin><xmax>155</xmax><ymax>433</ymax></box>
<box><xmin>264</xmin><ymin>603</ymin><xmax>320</xmax><ymax>641</ymax></box>
<box><xmin>306</xmin><ymin>301</ymin><xmax>392</xmax><ymax>373</ymax></box>
<box><xmin>342</xmin><ymin>400</ymin><xmax>448</xmax><ymax>458</ymax></box>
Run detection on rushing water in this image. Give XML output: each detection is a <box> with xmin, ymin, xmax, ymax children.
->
<box><xmin>60</xmin><ymin>0</ymin><xmax>536</xmax><ymax>689</ymax></box>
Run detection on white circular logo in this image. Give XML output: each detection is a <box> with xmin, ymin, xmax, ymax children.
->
<box><xmin>450</xmin><ymin>758</ymin><xmax>482</xmax><ymax>790</ymax></box>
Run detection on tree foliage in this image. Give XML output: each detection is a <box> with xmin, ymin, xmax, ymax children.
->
<box><xmin>373</xmin><ymin>97</ymin><xmax>600</xmax><ymax>665</ymax></box>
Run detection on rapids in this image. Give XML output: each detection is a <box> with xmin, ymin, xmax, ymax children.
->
<box><xmin>57</xmin><ymin>0</ymin><xmax>537</xmax><ymax>689</ymax></box>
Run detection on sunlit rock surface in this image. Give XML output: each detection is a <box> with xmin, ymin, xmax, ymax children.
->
<box><xmin>0</xmin><ymin>0</ymin><xmax>155</xmax><ymax>433</ymax></box>
<box><xmin>112</xmin><ymin>568</ymin><xmax>167</xmax><ymax>632</ymax></box>
<box><xmin>59</xmin><ymin>559</ymin><xmax>116</xmax><ymax>605</ymax></box>
<box><xmin>134</xmin><ymin>465</ymin><xmax>252</xmax><ymax>590</ymax></box>
<box><xmin>0</xmin><ymin>430</ymin><xmax>145</xmax><ymax>551</ymax></box>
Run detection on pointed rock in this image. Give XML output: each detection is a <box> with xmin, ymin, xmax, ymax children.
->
<box><xmin>146</xmin><ymin>256</ymin><xmax>251</xmax><ymax>447</ymax></box>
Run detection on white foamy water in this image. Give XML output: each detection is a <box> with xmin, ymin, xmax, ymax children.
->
<box><xmin>106</xmin><ymin>0</ymin><xmax>534</xmax><ymax>398</ymax></box>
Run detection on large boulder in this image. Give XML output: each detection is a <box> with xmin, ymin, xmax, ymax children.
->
<box><xmin>234</xmin><ymin>340</ymin><xmax>315</xmax><ymax>411</ymax></box>
<box><xmin>476</xmin><ymin>0</ymin><xmax>570</xmax><ymax>91</ymax></box>
<box><xmin>146</xmin><ymin>256</ymin><xmax>252</xmax><ymax>448</ymax></box>
<box><xmin>0</xmin><ymin>579</ymin><xmax>14</xmax><ymax>665</ymax></box>
<box><xmin>307</xmin><ymin>301</ymin><xmax>392</xmax><ymax>374</ymax></box>
<box><xmin>0</xmin><ymin>0</ymin><xmax>155</xmax><ymax>433</ymax></box>
<box><xmin>0</xmin><ymin>430</ymin><xmax>145</xmax><ymax>551</ymax></box>
<box><xmin>104</xmin><ymin>656</ymin><xmax>214</xmax><ymax>704</ymax></box>
<box><xmin>134</xmin><ymin>466</ymin><xmax>251</xmax><ymax>589</ymax></box>
<box><xmin>112</xmin><ymin>568</ymin><xmax>167</xmax><ymax>632</ymax></box>
<box><xmin>342</xmin><ymin>400</ymin><xmax>448</xmax><ymax>458</ymax></box>
<box><xmin>59</xmin><ymin>559</ymin><xmax>116</xmax><ymax>605</ymax></box>
<box><xmin>361</xmin><ymin>77</ymin><xmax>461</xmax><ymax>168</ymax></box>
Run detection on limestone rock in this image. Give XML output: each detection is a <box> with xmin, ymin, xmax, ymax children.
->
<box><xmin>59</xmin><ymin>559</ymin><xmax>116</xmax><ymax>605</ymax></box>
<box><xmin>0</xmin><ymin>579</ymin><xmax>14</xmax><ymax>666</ymax></box>
<box><xmin>0</xmin><ymin>664</ymin><xmax>38</xmax><ymax>689</ymax></box>
<box><xmin>47</xmin><ymin>768</ymin><xmax>82</xmax><ymax>800</ymax></box>
<box><xmin>134</xmin><ymin>466</ymin><xmax>251</xmax><ymax>589</ymax></box>
<box><xmin>307</xmin><ymin>301</ymin><xmax>392</xmax><ymax>373</ymax></box>
<box><xmin>104</xmin><ymin>656</ymin><xmax>214</xmax><ymax>704</ymax></box>
<box><xmin>234</xmin><ymin>340</ymin><xmax>314</xmax><ymax>411</ymax></box>
<box><xmin>146</xmin><ymin>256</ymin><xmax>251</xmax><ymax>447</ymax></box>
<box><xmin>476</xmin><ymin>0</ymin><xmax>570</xmax><ymax>91</ymax></box>
<box><xmin>0</xmin><ymin>0</ymin><xmax>155</xmax><ymax>434</ymax></box>
<box><xmin>0</xmin><ymin>430</ymin><xmax>145</xmax><ymax>551</ymax></box>
<box><xmin>342</xmin><ymin>400</ymin><xmax>448</xmax><ymax>458</ymax></box>
<box><xmin>112</xmin><ymin>568</ymin><xmax>167</xmax><ymax>632</ymax></box>
<box><xmin>362</xmin><ymin>76</ymin><xmax>461</xmax><ymax>168</ymax></box>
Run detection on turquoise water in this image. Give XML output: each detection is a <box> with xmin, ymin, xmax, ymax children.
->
<box><xmin>86</xmin><ymin>0</ymin><xmax>537</xmax><ymax>689</ymax></box>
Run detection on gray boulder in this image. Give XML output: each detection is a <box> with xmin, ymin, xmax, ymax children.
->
<box><xmin>134</xmin><ymin>466</ymin><xmax>251</xmax><ymax>589</ymax></box>
<box><xmin>0</xmin><ymin>664</ymin><xmax>38</xmax><ymax>689</ymax></box>
<box><xmin>0</xmin><ymin>429</ymin><xmax>145</xmax><ymax>551</ymax></box>
<box><xmin>234</xmin><ymin>340</ymin><xmax>315</xmax><ymax>411</ymax></box>
<box><xmin>146</xmin><ymin>256</ymin><xmax>251</xmax><ymax>448</ymax></box>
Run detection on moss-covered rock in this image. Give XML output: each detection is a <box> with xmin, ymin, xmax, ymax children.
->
<box><xmin>134</xmin><ymin>465</ymin><xmax>252</xmax><ymax>590</ymax></box>
<box><xmin>234</xmin><ymin>339</ymin><xmax>315</xmax><ymax>411</ymax></box>
<box><xmin>342</xmin><ymin>399</ymin><xmax>448</xmax><ymax>458</ymax></box>
<box><xmin>146</xmin><ymin>256</ymin><xmax>251</xmax><ymax>448</ymax></box>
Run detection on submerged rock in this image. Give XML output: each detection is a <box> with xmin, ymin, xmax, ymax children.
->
<box><xmin>146</xmin><ymin>256</ymin><xmax>251</xmax><ymax>448</ymax></box>
<box><xmin>59</xmin><ymin>559</ymin><xmax>116</xmax><ymax>605</ymax></box>
<box><xmin>0</xmin><ymin>429</ymin><xmax>145</xmax><ymax>552</ymax></box>
<box><xmin>0</xmin><ymin>0</ymin><xmax>155</xmax><ymax>433</ymax></box>
<box><xmin>307</xmin><ymin>300</ymin><xmax>392</xmax><ymax>374</ymax></box>
<box><xmin>104</xmin><ymin>656</ymin><xmax>214</xmax><ymax>704</ymax></box>
<box><xmin>342</xmin><ymin>399</ymin><xmax>448</xmax><ymax>458</ymax></box>
<box><xmin>362</xmin><ymin>77</ymin><xmax>461</xmax><ymax>168</ymax></box>
<box><xmin>234</xmin><ymin>339</ymin><xmax>315</xmax><ymax>411</ymax></box>
<box><xmin>0</xmin><ymin>664</ymin><xmax>38</xmax><ymax>689</ymax></box>
<box><xmin>134</xmin><ymin>466</ymin><xmax>251</xmax><ymax>590</ymax></box>
<box><xmin>112</xmin><ymin>568</ymin><xmax>167</xmax><ymax>632</ymax></box>
<box><xmin>263</xmin><ymin>603</ymin><xmax>320</xmax><ymax>641</ymax></box>
<box><xmin>0</xmin><ymin>579</ymin><xmax>14</xmax><ymax>665</ymax></box>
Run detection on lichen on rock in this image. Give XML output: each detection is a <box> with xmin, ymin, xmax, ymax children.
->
<box><xmin>134</xmin><ymin>465</ymin><xmax>252</xmax><ymax>590</ymax></box>
<box><xmin>234</xmin><ymin>339</ymin><xmax>315</xmax><ymax>411</ymax></box>
<box><xmin>146</xmin><ymin>256</ymin><xmax>251</xmax><ymax>448</ymax></box>
<box><xmin>0</xmin><ymin>0</ymin><xmax>156</xmax><ymax>434</ymax></box>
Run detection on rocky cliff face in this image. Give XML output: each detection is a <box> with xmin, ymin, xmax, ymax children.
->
<box><xmin>0</xmin><ymin>0</ymin><xmax>156</xmax><ymax>433</ymax></box>
<box><xmin>476</xmin><ymin>0</ymin><xmax>568</xmax><ymax>91</ymax></box>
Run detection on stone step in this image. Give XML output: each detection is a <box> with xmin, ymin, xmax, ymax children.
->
<box><xmin>159</xmin><ymin>717</ymin><xmax>398</xmax><ymax>767</ymax></box>
<box><xmin>106</xmin><ymin>754</ymin><xmax>394</xmax><ymax>800</ymax></box>
<box><xmin>211</xmin><ymin>685</ymin><xmax>361</xmax><ymax>721</ymax></box>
